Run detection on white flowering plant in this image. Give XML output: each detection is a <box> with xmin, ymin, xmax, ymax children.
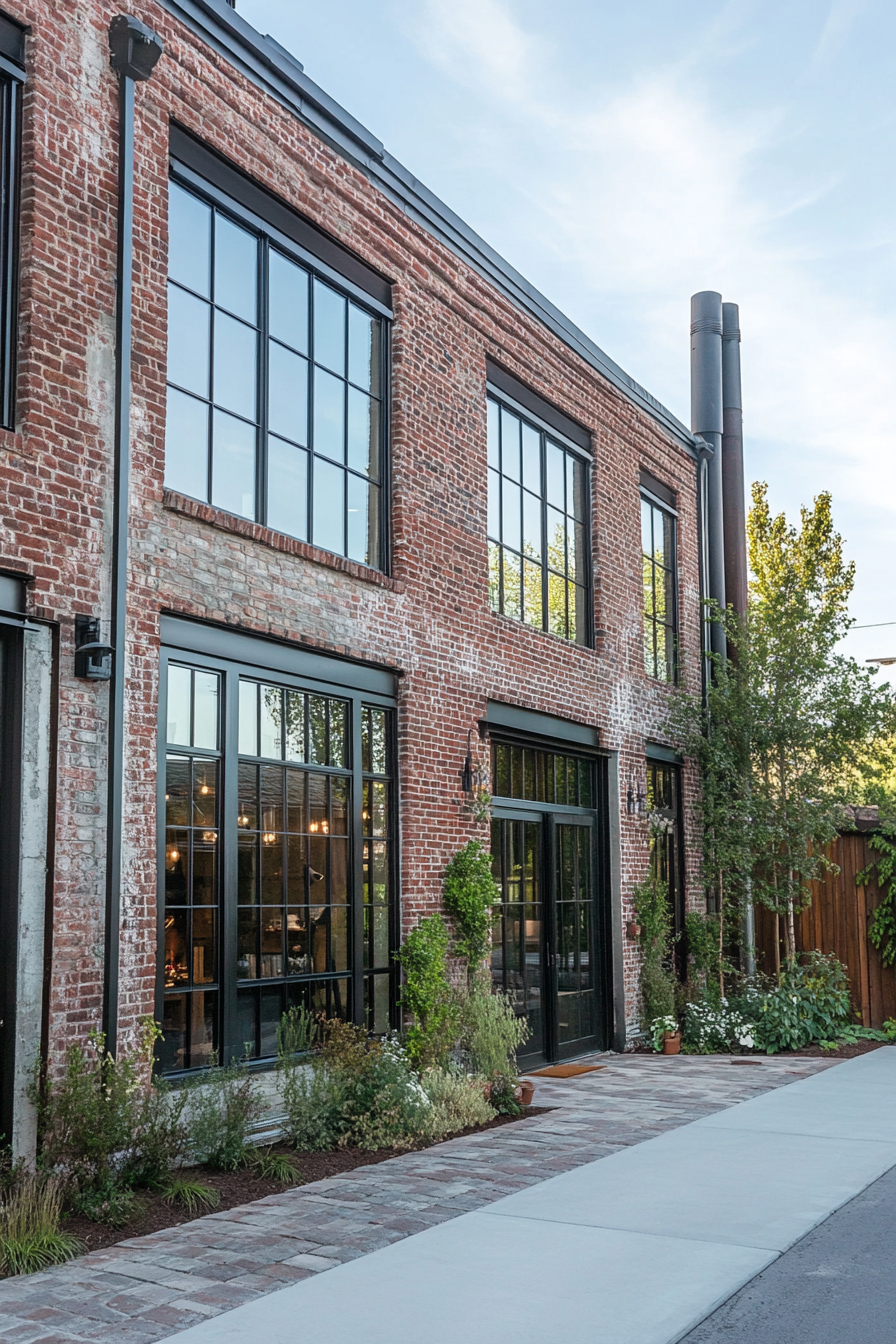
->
<box><xmin>682</xmin><ymin>999</ymin><xmax>755</xmax><ymax>1054</ymax></box>
<box><xmin>648</xmin><ymin>1015</ymin><xmax>680</xmax><ymax>1052</ymax></box>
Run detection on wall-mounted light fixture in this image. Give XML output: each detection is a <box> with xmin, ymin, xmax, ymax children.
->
<box><xmin>461</xmin><ymin>729</ymin><xmax>474</xmax><ymax>793</ymax></box>
<box><xmin>74</xmin><ymin>615</ymin><xmax>114</xmax><ymax>681</ymax></box>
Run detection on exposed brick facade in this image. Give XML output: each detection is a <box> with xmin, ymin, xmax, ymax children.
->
<box><xmin>0</xmin><ymin>0</ymin><xmax>704</xmax><ymax>1080</ymax></box>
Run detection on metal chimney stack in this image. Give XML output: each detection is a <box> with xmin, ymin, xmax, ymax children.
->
<box><xmin>690</xmin><ymin>291</ymin><xmax>726</xmax><ymax>656</ymax></box>
<box><xmin>721</xmin><ymin>303</ymin><xmax>747</xmax><ymax>618</ymax></box>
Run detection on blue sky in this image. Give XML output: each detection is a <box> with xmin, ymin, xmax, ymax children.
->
<box><xmin>241</xmin><ymin>0</ymin><xmax>896</xmax><ymax>675</ymax></box>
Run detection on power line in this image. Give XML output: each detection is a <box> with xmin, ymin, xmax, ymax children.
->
<box><xmin>851</xmin><ymin>620</ymin><xmax>896</xmax><ymax>630</ymax></box>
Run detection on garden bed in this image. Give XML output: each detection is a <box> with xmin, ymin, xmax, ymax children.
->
<box><xmin>59</xmin><ymin>1106</ymin><xmax>552</xmax><ymax>1258</ymax></box>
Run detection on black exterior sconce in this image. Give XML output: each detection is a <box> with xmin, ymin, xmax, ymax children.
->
<box><xmin>74</xmin><ymin>615</ymin><xmax>114</xmax><ymax>682</ymax></box>
<box><xmin>109</xmin><ymin>13</ymin><xmax>164</xmax><ymax>81</ymax></box>
<box><xmin>461</xmin><ymin>729</ymin><xmax>474</xmax><ymax>793</ymax></box>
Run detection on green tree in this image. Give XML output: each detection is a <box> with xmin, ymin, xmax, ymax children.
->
<box><xmin>672</xmin><ymin>484</ymin><xmax>896</xmax><ymax>970</ymax></box>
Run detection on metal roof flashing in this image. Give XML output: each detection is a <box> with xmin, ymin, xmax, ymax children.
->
<box><xmin>159</xmin><ymin>0</ymin><xmax>697</xmax><ymax>456</ymax></box>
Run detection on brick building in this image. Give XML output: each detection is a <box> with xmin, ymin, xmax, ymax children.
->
<box><xmin>0</xmin><ymin>0</ymin><xmax>714</xmax><ymax>1157</ymax></box>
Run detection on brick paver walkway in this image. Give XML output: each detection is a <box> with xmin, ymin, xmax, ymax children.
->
<box><xmin>0</xmin><ymin>1053</ymin><xmax>835</xmax><ymax>1343</ymax></box>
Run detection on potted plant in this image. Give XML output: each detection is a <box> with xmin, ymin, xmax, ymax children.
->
<box><xmin>650</xmin><ymin>1014</ymin><xmax>680</xmax><ymax>1054</ymax></box>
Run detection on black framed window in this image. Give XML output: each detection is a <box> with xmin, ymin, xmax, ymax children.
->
<box><xmin>165</xmin><ymin>178</ymin><xmax>385</xmax><ymax>569</ymax></box>
<box><xmin>487</xmin><ymin>395</ymin><xmax>589</xmax><ymax>644</ymax></box>
<box><xmin>0</xmin><ymin>26</ymin><xmax>24</xmax><ymax>432</ymax></box>
<box><xmin>641</xmin><ymin>493</ymin><xmax>677</xmax><ymax>681</ymax></box>
<box><xmin>159</xmin><ymin>644</ymin><xmax>396</xmax><ymax>1073</ymax></box>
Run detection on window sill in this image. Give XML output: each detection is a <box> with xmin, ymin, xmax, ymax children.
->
<box><xmin>162</xmin><ymin>490</ymin><xmax>403</xmax><ymax>592</ymax></box>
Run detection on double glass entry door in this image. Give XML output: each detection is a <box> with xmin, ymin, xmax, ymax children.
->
<box><xmin>490</xmin><ymin>810</ymin><xmax>602</xmax><ymax>1068</ymax></box>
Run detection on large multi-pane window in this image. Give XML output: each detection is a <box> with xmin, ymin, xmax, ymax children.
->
<box><xmin>165</xmin><ymin>179</ymin><xmax>385</xmax><ymax>568</ymax></box>
<box><xmin>487</xmin><ymin>397</ymin><xmax>589</xmax><ymax>644</ymax></box>
<box><xmin>159</xmin><ymin>645</ymin><xmax>395</xmax><ymax>1074</ymax></box>
<box><xmin>641</xmin><ymin>493</ymin><xmax>677</xmax><ymax>681</ymax></box>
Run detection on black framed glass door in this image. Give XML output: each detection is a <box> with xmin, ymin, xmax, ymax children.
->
<box><xmin>489</xmin><ymin>739</ymin><xmax>608</xmax><ymax>1066</ymax></box>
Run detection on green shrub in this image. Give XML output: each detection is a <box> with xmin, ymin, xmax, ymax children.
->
<box><xmin>186</xmin><ymin>1059</ymin><xmax>264</xmax><ymax>1170</ymax></box>
<box><xmin>71</xmin><ymin>1179</ymin><xmax>144</xmax><ymax>1227</ymax></box>
<box><xmin>280</xmin><ymin>1062</ymin><xmax>346</xmax><ymax>1152</ymax></box>
<box><xmin>0</xmin><ymin>1175</ymin><xmax>83</xmax><ymax>1276</ymax></box>
<box><xmin>457</xmin><ymin>975</ymin><xmax>528</xmax><ymax>1078</ymax></box>
<box><xmin>640</xmin><ymin>956</ymin><xmax>676</xmax><ymax>1031</ymax></box>
<box><xmin>31</xmin><ymin>1020</ymin><xmax>187</xmax><ymax>1206</ymax></box>
<box><xmin>420</xmin><ymin>1067</ymin><xmax>495</xmax><ymax>1140</ymax></box>
<box><xmin>487</xmin><ymin>1072</ymin><xmax>522</xmax><ymax>1116</ymax></box>
<box><xmin>681</xmin><ymin>1000</ymin><xmax>755</xmax><ymax>1054</ymax></box>
<box><xmin>248</xmin><ymin>1149</ymin><xmax>303</xmax><ymax>1183</ymax></box>
<box><xmin>731</xmin><ymin>953</ymin><xmax>851</xmax><ymax>1053</ymax></box>
<box><xmin>159</xmin><ymin>1175</ymin><xmax>220</xmax><ymax>1213</ymax></box>
<box><xmin>634</xmin><ymin>876</ymin><xmax>679</xmax><ymax>1036</ymax></box>
<box><xmin>443</xmin><ymin>841</ymin><xmax>500</xmax><ymax>967</ymax></box>
<box><xmin>396</xmin><ymin>915</ymin><xmax>458</xmax><ymax>1069</ymax></box>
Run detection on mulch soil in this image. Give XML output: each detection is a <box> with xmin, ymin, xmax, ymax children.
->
<box><xmin>61</xmin><ymin>1106</ymin><xmax>554</xmax><ymax>1256</ymax></box>
<box><xmin>634</xmin><ymin>1041</ymin><xmax>886</xmax><ymax>1061</ymax></box>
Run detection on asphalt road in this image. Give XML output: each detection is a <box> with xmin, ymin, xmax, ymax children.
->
<box><xmin>681</xmin><ymin>1163</ymin><xmax>896</xmax><ymax>1344</ymax></box>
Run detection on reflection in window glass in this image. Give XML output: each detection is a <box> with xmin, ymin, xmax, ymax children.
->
<box><xmin>486</xmin><ymin>396</ymin><xmax>588</xmax><ymax>644</ymax></box>
<box><xmin>491</xmin><ymin>741</ymin><xmax>593</xmax><ymax>809</ymax></box>
<box><xmin>165</xmin><ymin>182</ymin><xmax>385</xmax><ymax>568</ymax></box>
<box><xmin>641</xmin><ymin>494</ymin><xmax>677</xmax><ymax>682</ymax></box>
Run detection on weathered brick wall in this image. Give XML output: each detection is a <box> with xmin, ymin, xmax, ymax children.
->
<box><xmin>0</xmin><ymin>0</ymin><xmax>704</xmax><ymax>1058</ymax></box>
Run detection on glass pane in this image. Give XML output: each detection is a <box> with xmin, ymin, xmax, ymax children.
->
<box><xmin>261</xmin><ymin>836</ymin><xmax>285</xmax><ymax>907</ymax></box>
<box><xmin>286</xmin><ymin>903</ymin><xmax>308</xmax><ymax>972</ymax></box>
<box><xmin>166</xmin><ymin>756</ymin><xmax>190</xmax><ymax>826</ymax></box>
<box><xmin>269</xmin><ymin>251</ymin><xmax>308</xmax><ymax>354</ymax></box>
<box><xmin>523</xmin><ymin>490</ymin><xmax>542</xmax><ymax>559</ymax></box>
<box><xmin>521</xmin><ymin>423</ymin><xmax>541</xmax><ymax>492</ymax></box>
<box><xmin>165</xmin><ymin>388</ymin><xmax>208</xmax><ymax>501</ymax></box>
<box><xmin>167</xmin><ymin>285</ymin><xmax>210</xmax><ymax>397</ymax></box>
<box><xmin>523</xmin><ymin>559</ymin><xmax>542</xmax><ymax>629</ymax></box>
<box><xmin>313</xmin><ymin>366</ymin><xmax>345</xmax><ymax>463</ymax></box>
<box><xmin>192</xmin><ymin>757</ymin><xmax>217</xmax><ymax>826</ymax></box>
<box><xmin>548</xmin><ymin>570</ymin><xmax>566</xmax><ymax>636</ymax></box>
<box><xmin>487</xmin><ymin>398</ymin><xmax>499</xmax><ymax>468</ymax></box>
<box><xmin>494</xmin><ymin>744</ymin><xmax>510</xmax><ymax>797</ymax></box>
<box><xmin>500</xmin><ymin>407</ymin><xmax>520</xmax><ymax>480</ymax></box>
<box><xmin>214</xmin><ymin>215</ymin><xmax>257</xmax><ymax>322</ymax></box>
<box><xmin>159</xmin><ymin>993</ymin><xmax>187</xmax><ymax>1072</ymax></box>
<box><xmin>238</xmin><ymin>832</ymin><xmax>258</xmax><ymax>904</ymax></box>
<box><xmin>572</xmin><ymin>522</ymin><xmax>586</xmax><ymax>583</ymax></box>
<box><xmin>571</xmin><ymin>582</ymin><xmax>586</xmax><ymax>646</ymax></box>
<box><xmin>238</xmin><ymin>763</ymin><xmax>258</xmax><ymax>828</ymax></box>
<box><xmin>168</xmin><ymin>183</ymin><xmax>211</xmax><ymax>297</ymax></box>
<box><xmin>267</xmin><ymin>438</ymin><xmax>308</xmax><ymax>540</ymax></box>
<box><xmin>237</xmin><ymin>908</ymin><xmax>258</xmax><ymax>979</ymax></box>
<box><xmin>502</xmin><ymin>479</ymin><xmax>521</xmax><ymax>552</ymax></box>
<box><xmin>309</xmin><ymin>772</ymin><xmax>327</xmax><ymax>833</ymax></box>
<box><xmin>365</xmin><ymin>708</ymin><xmax>387</xmax><ymax>774</ymax></box>
<box><xmin>213</xmin><ymin>311</ymin><xmax>257</xmax><ymax>421</ymax></box>
<box><xmin>260</xmin><ymin>685</ymin><xmax>283</xmax><ymax>759</ymax></box>
<box><xmin>348</xmin><ymin>304</ymin><xmax>378</xmax><ymax>392</ymax></box>
<box><xmin>285</xmin><ymin>691</ymin><xmax>305</xmax><ymax>763</ymax></box>
<box><xmin>546</xmin><ymin>507</ymin><xmax>566</xmax><ymax>574</ymax></box>
<box><xmin>546</xmin><ymin>441</ymin><xmax>565</xmax><ymax>508</ymax></box>
<box><xmin>239</xmin><ymin>680</ymin><xmax>258</xmax><ymax>756</ymax></box>
<box><xmin>662</xmin><ymin>512</ymin><xmax>675</xmax><ymax>568</ymax></box>
<box><xmin>260</xmin><ymin>988</ymin><xmax>282</xmax><ymax>1055</ymax></box>
<box><xmin>165</xmin><ymin>832</ymin><xmax>188</xmax><ymax>905</ymax></box>
<box><xmin>488</xmin><ymin>469</ymin><xmax>500</xmax><ymax>539</ymax></box>
<box><xmin>347</xmin><ymin>387</ymin><xmax>378</xmax><ymax>476</ymax></box>
<box><xmin>329</xmin><ymin>700</ymin><xmax>347</xmax><ymax>767</ymax></box>
<box><xmin>193</xmin><ymin>671</ymin><xmax>218</xmax><ymax>749</ymax></box>
<box><xmin>166</xmin><ymin>665</ymin><xmax>192</xmax><ymax>746</ymax></box>
<box><xmin>211</xmin><ymin>409</ymin><xmax>256</xmax><ymax>519</ymax></box>
<box><xmin>308</xmin><ymin>696</ymin><xmax>327</xmax><ymax>765</ymax></box>
<box><xmin>571</xmin><ymin>457</ymin><xmax>587</xmax><ymax>522</ymax></box>
<box><xmin>261</xmin><ymin>764</ymin><xmax>284</xmax><ymax>834</ymax></box>
<box><xmin>164</xmin><ymin>909</ymin><xmax>189</xmax><ymax>987</ymax></box>
<box><xmin>347</xmin><ymin>472</ymin><xmax>372</xmax><ymax>565</ymax></box>
<box><xmin>192</xmin><ymin>908</ymin><xmax>216</xmax><ymax>982</ymax></box>
<box><xmin>287</xmin><ymin>774</ymin><xmax>306</xmax><ymax>835</ymax></box>
<box><xmin>488</xmin><ymin>541</ymin><xmax>501</xmax><ymax>611</ymax></box>
<box><xmin>268</xmin><ymin>343</ymin><xmax>308</xmax><ymax>445</ymax></box>
<box><xmin>312</xmin><ymin>457</ymin><xmax>345</xmax><ymax>555</ymax></box>
<box><xmin>641</xmin><ymin>498</ymin><xmax>653</xmax><ymax>556</ymax></box>
<box><xmin>236</xmin><ymin>991</ymin><xmax>256</xmax><ymax>1058</ymax></box>
<box><xmin>331</xmin><ymin>776</ymin><xmax>349</xmax><ymax>834</ymax></box>
<box><xmin>313</xmin><ymin>280</ymin><xmax>346</xmax><ymax>375</ymax></box>
<box><xmin>502</xmin><ymin>549</ymin><xmax>521</xmax><ymax>620</ymax></box>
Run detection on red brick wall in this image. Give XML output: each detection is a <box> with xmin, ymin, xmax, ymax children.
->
<box><xmin>0</xmin><ymin>0</ymin><xmax>704</xmax><ymax>1057</ymax></box>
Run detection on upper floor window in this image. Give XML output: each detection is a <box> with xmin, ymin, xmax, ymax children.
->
<box><xmin>641</xmin><ymin>490</ymin><xmax>677</xmax><ymax>681</ymax></box>
<box><xmin>0</xmin><ymin>19</ymin><xmax>25</xmax><ymax>431</ymax></box>
<box><xmin>487</xmin><ymin>395</ymin><xmax>589</xmax><ymax>645</ymax></box>
<box><xmin>165</xmin><ymin>180</ymin><xmax>385</xmax><ymax>569</ymax></box>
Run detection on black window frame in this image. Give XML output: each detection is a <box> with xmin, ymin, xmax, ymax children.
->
<box><xmin>157</xmin><ymin>620</ymin><xmax>398</xmax><ymax>1075</ymax></box>
<box><xmin>640</xmin><ymin>485</ymin><xmax>678</xmax><ymax>683</ymax></box>
<box><xmin>165</xmin><ymin>141</ymin><xmax>393</xmax><ymax>574</ymax></box>
<box><xmin>486</xmin><ymin>383</ymin><xmax>593</xmax><ymax>648</ymax></box>
<box><xmin>0</xmin><ymin>26</ymin><xmax>24</xmax><ymax>432</ymax></box>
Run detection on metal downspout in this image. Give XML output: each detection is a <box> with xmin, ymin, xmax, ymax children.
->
<box><xmin>104</xmin><ymin>16</ymin><xmax>163</xmax><ymax>1054</ymax></box>
<box><xmin>690</xmin><ymin>291</ymin><xmax>726</xmax><ymax>658</ymax></box>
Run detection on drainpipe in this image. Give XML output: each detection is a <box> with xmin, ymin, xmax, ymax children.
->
<box><xmin>694</xmin><ymin>436</ymin><xmax>714</xmax><ymax>701</ymax></box>
<box><xmin>720</xmin><ymin>302</ymin><xmax>755</xmax><ymax>975</ymax></box>
<box><xmin>690</xmin><ymin>292</ymin><xmax>726</xmax><ymax>658</ymax></box>
<box><xmin>104</xmin><ymin>16</ymin><xmax>163</xmax><ymax>1055</ymax></box>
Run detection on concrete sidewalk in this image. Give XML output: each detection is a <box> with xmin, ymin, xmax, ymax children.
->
<box><xmin>158</xmin><ymin>1047</ymin><xmax>896</xmax><ymax>1344</ymax></box>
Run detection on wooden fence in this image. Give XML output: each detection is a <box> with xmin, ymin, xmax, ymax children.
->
<box><xmin>753</xmin><ymin>832</ymin><xmax>896</xmax><ymax>1028</ymax></box>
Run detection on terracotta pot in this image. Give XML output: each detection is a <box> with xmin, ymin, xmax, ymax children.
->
<box><xmin>662</xmin><ymin>1032</ymin><xmax>681</xmax><ymax>1056</ymax></box>
<box><xmin>517</xmin><ymin>1079</ymin><xmax>535</xmax><ymax>1107</ymax></box>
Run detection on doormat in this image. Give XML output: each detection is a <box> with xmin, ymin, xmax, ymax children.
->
<box><xmin>527</xmin><ymin>1064</ymin><xmax>607</xmax><ymax>1078</ymax></box>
